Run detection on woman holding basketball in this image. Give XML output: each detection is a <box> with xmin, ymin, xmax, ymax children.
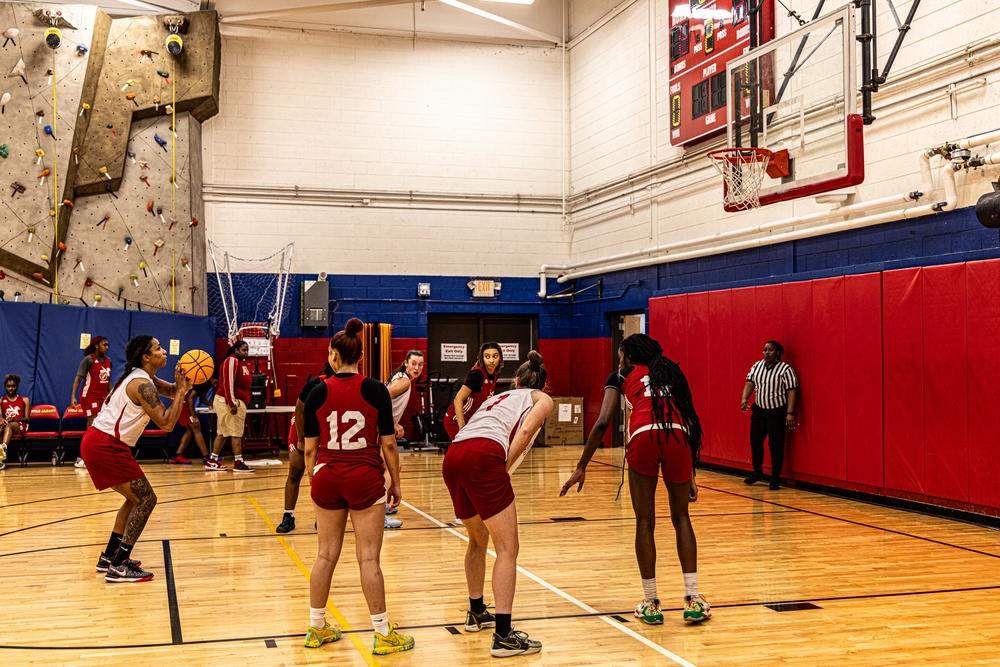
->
<box><xmin>443</xmin><ymin>351</ymin><xmax>552</xmax><ymax>658</ymax></box>
<box><xmin>444</xmin><ymin>342</ymin><xmax>503</xmax><ymax>440</ymax></box>
<box><xmin>560</xmin><ymin>334</ymin><xmax>711</xmax><ymax>626</ymax></box>
<box><xmin>301</xmin><ymin>319</ymin><xmax>414</xmax><ymax>655</ymax></box>
<box><xmin>80</xmin><ymin>335</ymin><xmax>189</xmax><ymax>582</ymax></box>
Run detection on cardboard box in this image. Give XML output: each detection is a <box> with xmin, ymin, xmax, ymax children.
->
<box><xmin>541</xmin><ymin>397</ymin><xmax>584</xmax><ymax>445</ymax></box>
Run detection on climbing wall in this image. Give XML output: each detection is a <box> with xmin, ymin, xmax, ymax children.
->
<box><xmin>0</xmin><ymin>3</ymin><xmax>219</xmax><ymax>314</ymax></box>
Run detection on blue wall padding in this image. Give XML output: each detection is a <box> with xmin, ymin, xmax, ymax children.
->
<box><xmin>34</xmin><ymin>305</ymin><xmax>131</xmax><ymax>409</ymax></box>
<box><xmin>0</xmin><ymin>303</ymin><xmax>215</xmax><ymax>409</ymax></box>
<box><xmin>0</xmin><ymin>302</ymin><xmax>41</xmax><ymax>401</ymax></box>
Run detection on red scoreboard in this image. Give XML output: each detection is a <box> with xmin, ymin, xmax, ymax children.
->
<box><xmin>668</xmin><ymin>0</ymin><xmax>774</xmax><ymax>147</ymax></box>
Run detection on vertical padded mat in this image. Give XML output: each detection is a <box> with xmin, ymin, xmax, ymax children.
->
<box><xmin>730</xmin><ymin>287</ymin><xmax>758</xmax><ymax>467</ymax></box>
<box><xmin>685</xmin><ymin>292</ymin><xmax>712</xmax><ymax>458</ymax></box>
<box><xmin>708</xmin><ymin>290</ymin><xmax>738</xmax><ymax>462</ymax></box>
<box><xmin>966</xmin><ymin>260</ymin><xmax>1000</xmax><ymax>508</ymax></box>
<box><xmin>882</xmin><ymin>268</ymin><xmax>924</xmax><ymax>494</ymax></box>
<box><xmin>34</xmin><ymin>305</ymin><xmax>131</xmax><ymax>408</ymax></box>
<box><xmin>921</xmin><ymin>264</ymin><xmax>969</xmax><ymax>502</ymax></box>
<box><xmin>809</xmin><ymin>277</ymin><xmax>848</xmax><ymax>481</ymax></box>
<box><xmin>845</xmin><ymin>273</ymin><xmax>884</xmax><ymax>487</ymax></box>
<box><xmin>650</xmin><ymin>295</ymin><xmax>688</xmax><ymax>365</ymax></box>
<box><xmin>781</xmin><ymin>281</ymin><xmax>813</xmax><ymax>476</ymax></box>
<box><xmin>0</xmin><ymin>303</ymin><xmax>42</xmax><ymax>402</ymax></box>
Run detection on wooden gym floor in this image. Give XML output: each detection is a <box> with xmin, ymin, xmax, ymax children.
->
<box><xmin>2</xmin><ymin>446</ymin><xmax>1000</xmax><ymax>666</ymax></box>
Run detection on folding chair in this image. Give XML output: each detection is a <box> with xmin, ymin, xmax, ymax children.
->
<box><xmin>21</xmin><ymin>404</ymin><xmax>62</xmax><ymax>466</ymax></box>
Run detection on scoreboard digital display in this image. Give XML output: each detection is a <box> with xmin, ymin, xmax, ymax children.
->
<box><xmin>668</xmin><ymin>0</ymin><xmax>774</xmax><ymax>147</ymax></box>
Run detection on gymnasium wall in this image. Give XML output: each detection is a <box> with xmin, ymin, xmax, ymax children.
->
<box><xmin>202</xmin><ymin>26</ymin><xmax>568</xmax><ymax>277</ymax></box>
<box><xmin>0</xmin><ymin>301</ymin><xmax>215</xmax><ymax>409</ymax></box>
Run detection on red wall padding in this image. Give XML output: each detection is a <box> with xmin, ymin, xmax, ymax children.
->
<box><xmin>650</xmin><ymin>259</ymin><xmax>1000</xmax><ymax>517</ymax></box>
<box><xmin>966</xmin><ymin>260</ymin><xmax>1000</xmax><ymax>509</ymax></box>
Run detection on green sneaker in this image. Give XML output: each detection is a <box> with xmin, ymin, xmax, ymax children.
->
<box><xmin>683</xmin><ymin>594</ymin><xmax>712</xmax><ymax>623</ymax></box>
<box><xmin>372</xmin><ymin>623</ymin><xmax>415</xmax><ymax>654</ymax></box>
<box><xmin>304</xmin><ymin>622</ymin><xmax>341</xmax><ymax>648</ymax></box>
<box><xmin>634</xmin><ymin>598</ymin><xmax>664</xmax><ymax>625</ymax></box>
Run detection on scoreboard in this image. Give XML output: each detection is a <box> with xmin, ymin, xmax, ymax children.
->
<box><xmin>668</xmin><ymin>0</ymin><xmax>774</xmax><ymax>147</ymax></box>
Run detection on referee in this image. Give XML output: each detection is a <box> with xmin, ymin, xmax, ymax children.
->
<box><xmin>740</xmin><ymin>340</ymin><xmax>798</xmax><ymax>490</ymax></box>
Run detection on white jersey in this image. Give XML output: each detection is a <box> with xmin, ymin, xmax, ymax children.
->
<box><xmin>92</xmin><ymin>368</ymin><xmax>153</xmax><ymax>447</ymax></box>
<box><xmin>387</xmin><ymin>371</ymin><xmax>411</xmax><ymax>422</ymax></box>
<box><xmin>452</xmin><ymin>389</ymin><xmax>537</xmax><ymax>461</ymax></box>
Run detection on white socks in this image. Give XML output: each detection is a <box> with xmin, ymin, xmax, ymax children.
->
<box><xmin>370</xmin><ymin>613</ymin><xmax>389</xmax><ymax>637</ymax></box>
<box><xmin>683</xmin><ymin>572</ymin><xmax>699</xmax><ymax>598</ymax></box>
<box><xmin>641</xmin><ymin>577</ymin><xmax>657</xmax><ymax>602</ymax></box>
<box><xmin>309</xmin><ymin>607</ymin><xmax>326</xmax><ymax>629</ymax></box>
<box><xmin>284</xmin><ymin>510</ymin><xmax>294</xmax><ymax>516</ymax></box>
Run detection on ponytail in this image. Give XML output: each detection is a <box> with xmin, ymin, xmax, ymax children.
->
<box><xmin>330</xmin><ymin>318</ymin><xmax>365</xmax><ymax>365</ymax></box>
<box><xmin>514</xmin><ymin>350</ymin><xmax>547</xmax><ymax>390</ymax></box>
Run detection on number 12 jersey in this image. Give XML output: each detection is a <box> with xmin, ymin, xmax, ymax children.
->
<box><xmin>303</xmin><ymin>373</ymin><xmax>396</xmax><ymax>469</ymax></box>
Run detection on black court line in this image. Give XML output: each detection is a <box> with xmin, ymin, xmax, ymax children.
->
<box><xmin>6</xmin><ymin>584</ymin><xmax>1000</xmax><ymax>652</ymax></box>
<box><xmin>264</xmin><ymin>639</ymin><xmax>277</xmax><ymax>648</ymax></box>
<box><xmin>445</xmin><ymin>626</ymin><xmax>461</xmax><ymax>635</ymax></box>
<box><xmin>162</xmin><ymin>541</ymin><xmax>183</xmax><ymax>644</ymax></box>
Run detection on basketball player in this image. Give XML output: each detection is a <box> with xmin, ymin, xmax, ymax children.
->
<box><xmin>80</xmin><ymin>335</ymin><xmax>189</xmax><ymax>582</ymax></box>
<box><xmin>70</xmin><ymin>335</ymin><xmax>112</xmax><ymax>467</ymax></box>
<box><xmin>444</xmin><ymin>342</ymin><xmax>503</xmax><ymax>440</ymax></box>
<box><xmin>205</xmin><ymin>341</ymin><xmax>254</xmax><ymax>472</ymax></box>
<box><xmin>302</xmin><ymin>318</ymin><xmax>414</xmax><ymax>655</ymax></box>
<box><xmin>168</xmin><ymin>385</ymin><xmax>211</xmax><ymax>465</ymax></box>
<box><xmin>381</xmin><ymin>350</ymin><xmax>425</xmax><ymax>529</ymax></box>
<box><xmin>443</xmin><ymin>350</ymin><xmax>552</xmax><ymax>658</ymax></box>
<box><xmin>1</xmin><ymin>374</ymin><xmax>30</xmax><ymax>470</ymax></box>
<box><xmin>560</xmin><ymin>334</ymin><xmax>711</xmax><ymax>625</ymax></box>
<box><xmin>275</xmin><ymin>361</ymin><xmax>333</xmax><ymax>534</ymax></box>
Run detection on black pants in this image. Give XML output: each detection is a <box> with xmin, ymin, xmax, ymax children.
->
<box><xmin>749</xmin><ymin>405</ymin><xmax>788</xmax><ymax>480</ymax></box>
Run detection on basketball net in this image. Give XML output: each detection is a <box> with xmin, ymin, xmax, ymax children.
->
<box><xmin>708</xmin><ymin>148</ymin><xmax>772</xmax><ymax>210</ymax></box>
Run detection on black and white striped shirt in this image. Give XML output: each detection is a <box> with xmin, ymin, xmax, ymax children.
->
<box><xmin>746</xmin><ymin>360</ymin><xmax>799</xmax><ymax>410</ymax></box>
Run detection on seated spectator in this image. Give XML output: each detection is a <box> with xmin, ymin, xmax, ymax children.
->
<box><xmin>1</xmin><ymin>374</ymin><xmax>31</xmax><ymax>470</ymax></box>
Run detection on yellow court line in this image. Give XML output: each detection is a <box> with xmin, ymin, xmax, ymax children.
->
<box><xmin>247</xmin><ymin>496</ymin><xmax>381</xmax><ymax>667</ymax></box>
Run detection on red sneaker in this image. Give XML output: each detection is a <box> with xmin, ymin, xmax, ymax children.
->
<box><xmin>169</xmin><ymin>455</ymin><xmax>192</xmax><ymax>465</ymax></box>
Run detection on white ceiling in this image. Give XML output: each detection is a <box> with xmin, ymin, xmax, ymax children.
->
<box><xmin>42</xmin><ymin>0</ymin><xmax>573</xmax><ymax>45</ymax></box>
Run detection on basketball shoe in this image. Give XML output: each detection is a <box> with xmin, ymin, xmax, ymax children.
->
<box><xmin>464</xmin><ymin>608</ymin><xmax>496</xmax><ymax>632</ymax></box>
<box><xmin>233</xmin><ymin>460</ymin><xmax>255</xmax><ymax>473</ymax></box>
<box><xmin>304</xmin><ymin>622</ymin><xmax>341</xmax><ymax>648</ymax></box>
<box><xmin>683</xmin><ymin>594</ymin><xmax>712</xmax><ymax>623</ymax></box>
<box><xmin>490</xmin><ymin>628</ymin><xmax>542</xmax><ymax>657</ymax></box>
<box><xmin>105</xmin><ymin>561</ymin><xmax>154</xmax><ymax>583</ymax></box>
<box><xmin>634</xmin><ymin>598</ymin><xmax>664</xmax><ymax>625</ymax></box>
<box><xmin>96</xmin><ymin>553</ymin><xmax>142</xmax><ymax>572</ymax></box>
<box><xmin>204</xmin><ymin>458</ymin><xmax>227</xmax><ymax>471</ymax></box>
<box><xmin>384</xmin><ymin>516</ymin><xmax>402</xmax><ymax>529</ymax></box>
<box><xmin>372</xmin><ymin>623</ymin><xmax>415</xmax><ymax>654</ymax></box>
<box><xmin>276</xmin><ymin>513</ymin><xmax>295</xmax><ymax>533</ymax></box>
<box><xmin>169</xmin><ymin>455</ymin><xmax>191</xmax><ymax>465</ymax></box>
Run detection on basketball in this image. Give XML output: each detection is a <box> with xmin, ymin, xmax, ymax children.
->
<box><xmin>178</xmin><ymin>349</ymin><xmax>214</xmax><ymax>385</ymax></box>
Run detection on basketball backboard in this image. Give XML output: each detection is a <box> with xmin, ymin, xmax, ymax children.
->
<box><xmin>723</xmin><ymin>4</ymin><xmax>863</xmax><ymax>210</ymax></box>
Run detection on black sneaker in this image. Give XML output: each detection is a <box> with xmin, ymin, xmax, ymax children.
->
<box><xmin>96</xmin><ymin>552</ymin><xmax>142</xmax><ymax>572</ymax></box>
<box><xmin>743</xmin><ymin>474</ymin><xmax>762</xmax><ymax>485</ymax></box>
<box><xmin>769</xmin><ymin>480</ymin><xmax>780</xmax><ymax>490</ymax></box>
<box><xmin>464</xmin><ymin>608</ymin><xmax>496</xmax><ymax>632</ymax></box>
<box><xmin>105</xmin><ymin>561</ymin><xmax>154</xmax><ymax>583</ymax></box>
<box><xmin>276</xmin><ymin>513</ymin><xmax>296</xmax><ymax>533</ymax></box>
<box><xmin>490</xmin><ymin>628</ymin><xmax>541</xmax><ymax>658</ymax></box>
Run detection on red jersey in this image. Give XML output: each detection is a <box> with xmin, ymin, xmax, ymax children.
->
<box><xmin>218</xmin><ymin>356</ymin><xmax>252</xmax><ymax>406</ymax></box>
<box><xmin>606</xmin><ymin>364</ymin><xmax>687</xmax><ymax>441</ymax></box>
<box><xmin>445</xmin><ymin>366</ymin><xmax>498</xmax><ymax>423</ymax></box>
<box><xmin>303</xmin><ymin>373</ymin><xmax>395</xmax><ymax>468</ymax></box>
<box><xmin>2</xmin><ymin>395</ymin><xmax>26</xmax><ymax>422</ymax></box>
<box><xmin>82</xmin><ymin>353</ymin><xmax>112</xmax><ymax>398</ymax></box>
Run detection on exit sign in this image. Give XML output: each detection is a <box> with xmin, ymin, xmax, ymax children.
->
<box><xmin>469</xmin><ymin>279</ymin><xmax>501</xmax><ymax>298</ymax></box>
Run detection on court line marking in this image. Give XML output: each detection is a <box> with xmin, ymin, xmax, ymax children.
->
<box><xmin>401</xmin><ymin>500</ymin><xmax>698</xmax><ymax>667</ymax></box>
<box><xmin>247</xmin><ymin>495</ymin><xmax>382</xmax><ymax>667</ymax></box>
<box><xmin>162</xmin><ymin>540</ymin><xmax>183</xmax><ymax>644</ymax></box>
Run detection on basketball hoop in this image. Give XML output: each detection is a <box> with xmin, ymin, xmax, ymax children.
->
<box><xmin>708</xmin><ymin>147</ymin><xmax>773</xmax><ymax>210</ymax></box>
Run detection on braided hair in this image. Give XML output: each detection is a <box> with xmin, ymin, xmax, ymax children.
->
<box><xmin>106</xmin><ymin>335</ymin><xmax>154</xmax><ymax>404</ymax></box>
<box><xmin>619</xmin><ymin>333</ymin><xmax>703</xmax><ymax>464</ymax></box>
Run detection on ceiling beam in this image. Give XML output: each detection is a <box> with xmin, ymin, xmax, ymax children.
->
<box><xmin>438</xmin><ymin>0</ymin><xmax>561</xmax><ymax>44</ymax></box>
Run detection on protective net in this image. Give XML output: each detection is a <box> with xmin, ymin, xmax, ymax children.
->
<box><xmin>708</xmin><ymin>148</ymin><xmax>772</xmax><ymax>210</ymax></box>
<box><xmin>207</xmin><ymin>241</ymin><xmax>295</xmax><ymax>345</ymax></box>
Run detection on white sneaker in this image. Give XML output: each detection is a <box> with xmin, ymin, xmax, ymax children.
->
<box><xmin>384</xmin><ymin>516</ymin><xmax>402</xmax><ymax>529</ymax></box>
<box><xmin>74</xmin><ymin>457</ymin><xmax>86</xmax><ymax>469</ymax></box>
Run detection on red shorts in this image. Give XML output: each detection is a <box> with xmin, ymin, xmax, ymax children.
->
<box><xmin>442</xmin><ymin>437</ymin><xmax>514</xmax><ymax>521</ymax></box>
<box><xmin>626</xmin><ymin>429</ymin><xmax>693</xmax><ymax>483</ymax></box>
<box><xmin>178</xmin><ymin>401</ymin><xmax>192</xmax><ymax>427</ymax></box>
<box><xmin>287</xmin><ymin>418</ymin><xmax>298</xmax><ymax>453</ymax></box>
<box><xmin>310</xmin><ymin>461</ymin><xmax>386</xmax><ymax>511</ymax></box>
<box><xmin>80</xmin><ymin>395</ymin><xmax>106</xmax><ymax>418</ymax></box>
<box><xmin>80</xmin><ymin>427</ymin><xmax>145</xmax><ymax>491</ymax></box>
<box><xmin>444</xmin><ymin>415</ymin><xmax>461</xmax><ymax>441</ymax></box>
